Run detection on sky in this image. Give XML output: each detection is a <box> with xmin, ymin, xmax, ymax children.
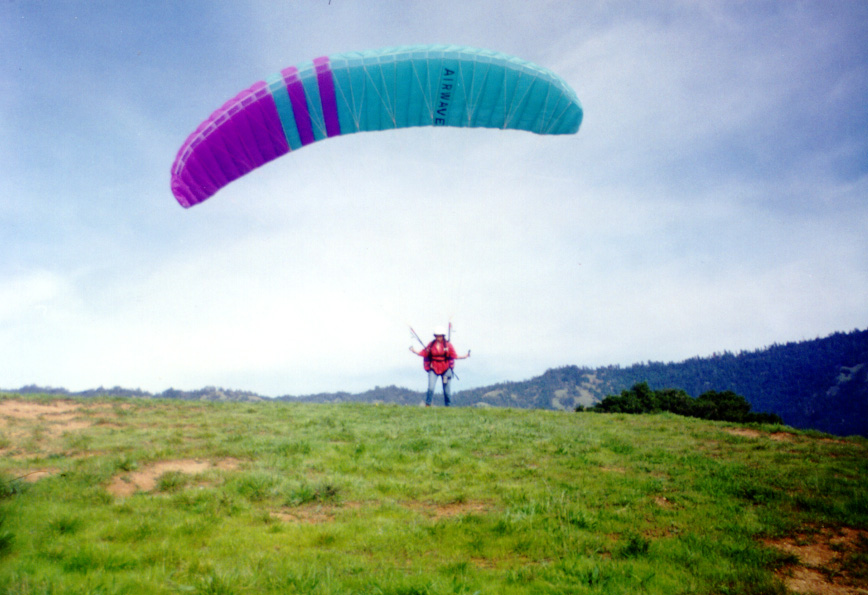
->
<box><xmin>2</xmin><ymin>1</ymin><xmax>866</xmax><ymax>397</ymax></box>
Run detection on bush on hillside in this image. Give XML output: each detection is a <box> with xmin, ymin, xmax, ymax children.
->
<box><xmin>587</xmin><ymin>382</ymin><xmax>783</xmax><ymax>424</ymax></box>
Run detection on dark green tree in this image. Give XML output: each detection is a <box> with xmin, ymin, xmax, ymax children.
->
<box><xmin>590</xmin><ymin>383</ymin><xmax>781</xmax><ymax>425</ymax></box>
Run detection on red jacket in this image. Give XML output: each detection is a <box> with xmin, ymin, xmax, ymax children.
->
<box><xmin>420</xmin><ymin>339</ymin><xmax>457</xmax><ymax>375</ymax></box>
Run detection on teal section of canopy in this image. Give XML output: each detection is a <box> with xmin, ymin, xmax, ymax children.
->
<box><xmin>326</xmin><ymin>45</ymin><xmax>582</xmax><ymax>136</ymax></box>
<box><xmin>266</xmin><ymin>73</ymin><xmax>303</xmax><ymax>151</ymax></box>
<box><xmin>296</xmin><ymin>61</ymin><xmax>329</xmax><ymax>143</ymax></box>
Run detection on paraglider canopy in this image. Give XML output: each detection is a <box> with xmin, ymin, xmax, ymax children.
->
<box><xmin>171</xmin><ymin>45</ymin><xmax>583</xmax><ymax>208</ymax></box>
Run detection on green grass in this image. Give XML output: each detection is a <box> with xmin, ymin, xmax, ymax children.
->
<box><xmin>0</xmin><ymin>395</ymin><xmax>866</xmax><ymax>594</ymax></box>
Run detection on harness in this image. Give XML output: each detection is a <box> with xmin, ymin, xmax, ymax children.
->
<box><xmin>425</xmin><ymin>340</ymin><xmax>454</xmax><ymax>373</ymax></box>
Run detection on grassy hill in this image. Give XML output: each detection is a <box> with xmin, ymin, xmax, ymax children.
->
<box><xmin>1</xmin><ymin>395</ymin><xmax>866</xmax><ymax>594</ymax></box>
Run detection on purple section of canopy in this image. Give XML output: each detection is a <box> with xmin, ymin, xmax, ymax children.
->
<box><xmin>314</xmin><ymin>57</ymin><xmax>341</xmax><ymax>137</ymax></box>
<box><xmin>282</xmin><ymin>66</ymin><xmax>315</xmax><ymax>146</ymax></box>
<box><xmin>170</xmin><ymin>81</ymin><xmax>288</xmax><ymax>208</ymax></box>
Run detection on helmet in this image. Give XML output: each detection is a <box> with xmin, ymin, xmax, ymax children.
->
<box><xmin>433</xmin><ymin>325</ymin><xmax>447</xmax><ymax>337</ymax></box>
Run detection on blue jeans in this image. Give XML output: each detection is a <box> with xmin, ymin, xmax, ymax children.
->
<box><xmin>426</xmin><ymin>369</ymin><xmax>453</xmax><ymax>406</ymax></box>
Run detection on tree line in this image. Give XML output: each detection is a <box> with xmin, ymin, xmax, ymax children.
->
<box><xmin>581</xmin><ymin>381</ymin><xmax>783</xmax><ymax>425</ymax></box>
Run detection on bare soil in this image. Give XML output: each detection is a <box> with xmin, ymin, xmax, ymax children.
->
<box><xmin>1</xmin><ymin>398</ymin><xmax>241</xmax><ymax>495</ymax></box>
<box><xmin>1</xmin><ymin>398</ymin><xmax>99</xmax><ymax>477</ymax></box>
<box><xmin>764</xmin><ymin>527</ymin><xmax>868</xmax><ymax>594</ymax></box>
<box><xmin>724</xmin><ymin>427</ymin><xmax>796</xmax><ymax>441</ymax></box>
<box><xmin>724</xmin><ymin>427</ymin><xmax>847</xmax><ymax>445</ymax></box>
<box><xmin>106</xmin><ymin>459</ymin><xmax>240</xmax><ymax>497</ymax></box>
<box><xmin>0</xmin><ymin>399</ymin><xmax>90</xmax><ymax>437</ymax></box>
<box><xmin>270</xmin><ymin>499</ymin><xmax>490</xmax><ymax>525</ymax></box>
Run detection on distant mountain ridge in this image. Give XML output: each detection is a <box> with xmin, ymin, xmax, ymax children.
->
<box><xmin>6</xmin><ymin>328</ymin><xmax>867</xmax><ymax>436</ymax></box>
<box><xmin>448</xmin><ymin>328</ymin><xmax>868</xmax><ymax>436</ymax></box>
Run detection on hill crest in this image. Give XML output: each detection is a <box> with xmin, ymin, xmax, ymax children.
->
<box><xmin>6</xmin><ymin>328</ymin><xmax>867</xmax><ymax>436</ymax></box>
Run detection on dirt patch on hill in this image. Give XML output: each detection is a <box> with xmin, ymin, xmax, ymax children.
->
<box><xmin>270</xmin><ymin>500</ymin><xmax>490</xmax><ymax>525</ymax></box>
<box><xmin>271</xmin><ymin>501</ymin><xmax>362</xmax><ymax>524</ymax></box>
<box><xmin>0</xmin><ymin>398</ymin><xmax>99</xmax><ymax>439</ymax></box>
<box><xmin>107</xmin><ymin>458</ymin><xmax>241</xmax><ymax>497</ymax></box>
<box><xmin>724</xmin><ymin>427</ymin><xmax>849</xmax><ymax>445</ymax></box>
<box><xmin>404</xmin><ymin>499</ymin><xmax>490</xmax><ymax>520</ymax></box>
<box><xmin>12</xmin><ymin>468</ymin><xmax>60</xmax><ymax>483</ymax></box>
<box><xmin>764</xmin><ymin>526</ymin><xmax>868</xmax><ymax>594</ymax></box>
<box><xmin>724</xmin><ymin>428</ymin><xmax>796</xmax><ymax>441</ymax></box>
<box><xmin>0</xmin><ymin>399</ymin><xmax>89</xmax><ymax>436</ymax></box>
<box><xmin>654</xmin><ymin>496</ymin><xmax>673</xmax><ymax>508</ymax></box>
<box><xmin>271</xmin><ymin>507</ymin><xmax>334</xmax><ymax>524</ymax></box>
<box><xmin>0</xmin><ymin>399</ymin><xmax>82</xmax><ymax>420</ymax></box>
<box><xmin>1</xmin><ymin>400</ymin><xmax>92</xmax><ymax>463</ymax></box>
<box><xmin>0</xmin><ymin>398</ymin><xmax>128</xmax><ymax>424</ymax></box>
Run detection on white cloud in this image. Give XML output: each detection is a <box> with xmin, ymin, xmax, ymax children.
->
<box><xmin>0</xmin><ymin>271</ymin><xmax>67</xmax><ymax>323</ymax></box>
<box><xmin>2</xmin><ymin>1</ymin><xmax>866</xmax><ymax>395</ymax></box>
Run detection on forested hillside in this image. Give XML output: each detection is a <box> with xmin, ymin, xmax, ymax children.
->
<box><xmin>454</xmin><ymin>329</ymin><xmax>868</xmax><ymax>436</ymax></box>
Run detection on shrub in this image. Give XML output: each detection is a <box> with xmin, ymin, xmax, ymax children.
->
<box><xmin>590</xmin><ymin>382</ymin><xmax>782</xmax><ymax>424</ymax></box>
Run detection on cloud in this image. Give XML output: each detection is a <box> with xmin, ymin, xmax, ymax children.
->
<box><xmin>2</xmin><ymin>1</ymin><xmax>866</xmax><ymax>396</ymax></box>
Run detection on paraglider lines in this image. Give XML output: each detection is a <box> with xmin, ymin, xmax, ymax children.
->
<box><xmin>284</xmin><ymin>68</ymin><xmax>316</xmax><ymax>146</ymax></box>
<box><xmin>407</xmin><ymin>53</ymin><xmax>436</xmax><ymax>124</ymax></box>
<box><xmin>314</xmin><ymin>57</ymin><xmax>342</xmax><ymax>138</ymax></box>
<box><xmin>361</xmin><ymin>60</ymin><xmax>398</xmax><ymax>129</ymax></box>
<box><xmin>330</xmin><ymin>58</ymin><xmax>365</xmax><ymax>133</ymax></box>
<box><xmin>267</xmin><ymin>72</ymin><xmax>304</xmax><ymax>151</ymax></box>
<box><xmin>503</xmin><ymin>69</ymin><xmax>534</xmax><ymax>130</ymax></box>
